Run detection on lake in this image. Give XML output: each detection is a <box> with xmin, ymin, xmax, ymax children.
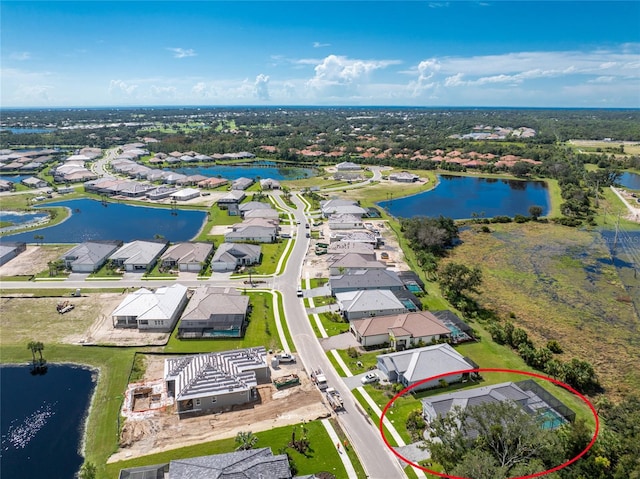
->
<box><xmin>1</xmin><ymin>198</ymin><xmax>206</xmax><ymax>243</ymax></box>
<box><xmin>619</xmin><ymin>172</ymin><xmax>640</xmax><ymax>190</ymax></box>
<box><xmin>0</xmin><ymin>211</ymin><xmax>49</xmax><ymax>229</ymax></box>
<box><xmin>378</xmin><ymin>175</ymin><xmax>550</xmax><ymax>220</ymax></box>
<box><xmin>0</xmin><ymin>128</ymin><xmax>56</xmax><ymax>134</ymax></box>
<box><xmin>170</xmin><ymin>161</ymin><xmax>315</xmax><ymax>181</ymax></box>
<box><xmin>0</xmin><ymin>365</ymin><xmax>95</xmax><ymax>479</ymax></box>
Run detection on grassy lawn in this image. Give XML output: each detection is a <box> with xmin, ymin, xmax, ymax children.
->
<box><xmin>164</xmin><ymin>291</ymin><xmax>282</xmax><ymax>354</ymax></box>
<box><xmin>350</xmin><ymin>387</ymin><xmax>398</xmax><ymax>447</ymax></box>
<box><xmin>335</xmin><ymin>348</ymin><xmax>381</xmax><ymax>372</ymax></box>
<box><xmin>254</xmin><ymin>241</ymin><xmax>288</xmax><ymax>275</ymax></box>
<box><xmin>316</xmin><ymin>312</ymin><xmax>350</xmax><ymax>336</ymax></box>
<box><xmin>309</xmin><ymin>278</ymin><xmax>328</xmax><ymax>288</ymax></box>
<box><xmin>328</xmin><ymin>418</ymin><xmax>368</xmax><ymax>479</ymax></box>
<box><xmin>312</xmin><ymin>295</ymin><xmax>335</xmax><ymax>307</ymax></box>
<box><xmin>274</xmin><ymin>290</ymin><xmax>295</xmax><ymax>352</ymax></box>
<box><xmin>103</xmin><ymin>420</ymin><xmax>347</xmax><ymax>479</ymax></box>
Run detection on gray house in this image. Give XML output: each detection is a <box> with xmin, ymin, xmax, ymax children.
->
<box><xmin>336</xmin><ymin>289</ymin><xmax>407</xmax><ymax>320</ymax></box>
<box><xmin>217</xmin><ymin>190</ymin><xmax>246</xmax><ymax>209</ymax></box>
<box><xmin>60</xmin><ymin>241</ymin><xmax>121</xmax><ymax>273</ymax></box>
<box><xmin>0</xmin><ymin>242</ymin><xmax>26</xmax><ymax>266</ymax></box>
<box><xmin>231</xmin><ymin>177</ymin><xmax>254</xmax><ymax>190</ymax></box>
<box><xmin>329</xmin><ymin>268</ymin><xmax>405</xmax><ymax>294</ymax></box>
<box><xmin>224</xmin><ymin>220</ymin><xmax>278</xmax><ymax>244</ymax></box>
<box><xmin>239</xmin><ymin>201</ymin><xmax>274</xmax><ymax>217</ymax></box>
<box><xmin>421</xmin><ymin>380</ymin><xmax>574</xmax><ymax>431</ymax></box>
<box><xmin>119</xmin><ymin>448</ymin><xmax>292</xmax><ymax>479</ymax></box>
<box><xmin>160</xmin><ymin>242</ymin><xmax>214</xmax><ymax>272</ymax></box>
<box><xmin>211</xmin><ymin>243</ymin><xmax>261</xmax><ymax>272</ymax></box>
<box><xmin>164</xmin><ymin>347</ymin><xmax>268</xmax><ymax>416</ymax></box>
<box><xmin>328</xmin><ymin>253</ymin><xmax>386</xmax><ymax>276</ymax></box>
<box><xmin>109</xmin><ymin>240</ymin><xmax>169</xmax><ymax>272</ymax></box>
<box><xmin>21</xmin><ymin>176</ymin><xmax>47</xmax><ymax>189</ymax></box>
<box><xmin>376</xmin><ymin>343</ymin><xmax>475</xmax><ymax>391</ymax></box>
<box><xmin>178</xmin><ymin>286</ymin><xmax>250</xmax><ymax>338</ymax></box>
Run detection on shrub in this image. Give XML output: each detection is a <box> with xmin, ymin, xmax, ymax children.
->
<box><xmin>346</xmin><ymin>346</ymin><xmax>360</xmax><ymax>359</ymax></box>
<box><xmin>547</xmin><ymin>340</ymin><xmax>563</xmax><ymax>354</ymax></box>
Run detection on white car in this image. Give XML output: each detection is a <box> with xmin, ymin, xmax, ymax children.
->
<box><xmin>361</xmin><ymin>372</ymin><xmax>379</xmax><ymax>384</ymax></box>
<box><xmin>278</xmin><ymin>353</ymin><xmax>296</xmax><ymax>363</ymax></box>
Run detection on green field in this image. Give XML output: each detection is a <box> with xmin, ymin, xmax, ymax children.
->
<box><xmin>445</xmin><ymin>222</ymin><xmax>640</xmax><ymax>398</ymax></box>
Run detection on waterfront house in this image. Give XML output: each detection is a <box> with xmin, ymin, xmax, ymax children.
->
<box><xmin>109</xmin><ymin>239</ymin><xmax>169</xmax><ymax>272</ymax></box>
<box><xmin>60</xmin><ymin>241</ymin><xmax>121</xmax><ymax>273</ymax></box>
<box><xmin>160</xmin><ymin>242</ymin><xmax>214</xmax><ymax>272</ymax></box>
<box><xmin>259</xmin><ymin>178</ymin><xmax>281</xmax><ymax>189</ymax></box>
<box><xmin>231</xmin><ymin>177</ymin><xmax>254</xmax><ymax>191</ymax></box>
<box><xmin>377</xmin><ymin>343</ymin><xmax>475</xmax><ymax>391</ymax></box>
<box><xmin>320</xmin><ymin>199</ymin><xmax>367</xmax><ymax>218</ymax></box>
<box><xmin>111</xmin><ymin>284</ymin><xmax>189</xmax><ymax>331</ymax></box>
<box><xmin>146</xmin><ymin>186</ymin><xmax>178</xmax><ymax>200</ymax></box>
<box><xmin>421</xmin><ymin>380</ymin><xmax>574</xmax><ymax>431</ymax></box>
<box><xmin>350</xmin><ymin>310</ymin><xmax>452</xmax><ymax>348</ymax></box>
<box><xmin>389</xmin><ymin>171</ymin><xmax>419</xmax><ymax>183</ymax></box>
<box><xmin>177</xmin><ymin>286</ymin><xmax>250</xmax><ymax>338</ymax></box>
<box><xmin>238</xmin><ymin>201</ymin><xmax>274</xmax><ymax>217</ymax></box>
<box><xmin>224</xmin><ymin>219</ymin><xmax>277</xmax><ymax>243</ymax></box>
<box><xmin>170</xmin><ymin>188</ymin><xmax>200</xmax><ymax>201</ymax></box>
<box><xmin>211</xmin><ymin>243</ymin><xmax>261</xmax><ymax>272</ymax></box>
<box><xmin>164</xmin><ymin>347</ymin><xmax>268</xmax><ymax>416</ymax></box>
<box><xmin>336</xmin><ymin>161</ymin><xmax>362</xmax><ymax>171</ymax></box>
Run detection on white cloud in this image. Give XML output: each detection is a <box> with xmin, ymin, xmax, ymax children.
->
<box><xmin>254</xmin><ymin>74</ymin><xmax>270</xmax><ymax>100</ymax></box>
<box><xmin>313</xmin><ymin>42</ymin><xmax>331</xmax><ymax>48</ymax></box>
<box><xmin>10</xmin><ymin>52</ymin><xmax>31</xmax><ymax>61</ymax></box>
<box><xmin>307</xmin><ymin>54</ymin><xmax>400</xmax><ymax>93</ymax></box>
<box><xmin>167</xmin><ymin>47</ymin><xmax>197</xmax><ymax>58</ymax></box>
<box><xmin>108</xmin><ymin>79</ymin><xmax>138</xmax><ymax>95</ymax></box>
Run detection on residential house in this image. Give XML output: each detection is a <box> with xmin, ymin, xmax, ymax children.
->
<box><xmin>259</xmin><ymin>178</ymin><xmax>281</xmax><ymax>189</ymax></box>
<box><xmin>336</xmin><ymin>289</ymin><xmax>407</xmax><ymax>321</ymax></box>
<box><xmin>164</xmin><ymin>347</ymin><xmax>268</xmax><ymax>416</ymax></box>
<box><xmin>60</xmin><ymin>241</ymin><xmax>121</xmax><ymax>273</ymax></box>
<box><xmin>224</xmin><ymin>219</ymin><xmax>277</xmax><ymax>243</ymax></box>
<box><xmin>170</xmin><ymin>188</ymin><xmax>200</xmax><ymax>201</ymax></box>
<box><xmin>421</xmin><ymin>380</ymin><xmax>574</xmax><ymax>430</ymax></box>
<box><xmin>217</xmin><ymin>190</ymin><xmax>246</xmax><ymax>210</ymax></box>
<box><xmin>111</xmin><ymin>284</ymin><xmax>189</xmax><ymax>331</ymax></box>
<box><xmin>328</xmin><ymin>213</ymin><xmax>364</xmax><ymax>230</ymax></box>
<box><xmin>146</xmin><ymin>186</ymin><xmax>178</xmax><ymax>200</ymax></box>
<box><xmin>198</xmin><ymin>177</ymin><xmax>228</xmax><ymax>189</ymax></box>
<box><xmin>118</xmin><ymin>448</ymin><xmax>293</xmax><ymax>479</ymax></box>
<box><xmin>177</xmin><ymin>286</ymin><xmax>250</xmax><ymax>338</ymax></box>
<box><xmin>160</xmin><ymin>242</ymin><xmax>214</xmax><ymax>272</ymax></box>
<box><xmin>329</xmin><ymin>230</ymin><xmax>381</xmax><ymax>247</ymax></box>
<box><xmin>21</xmin><ymin>176</ymin><xmax>47</xmax><ymax>189</ymax></box>
<box><xmin>211</xmin><ymin>243</ymin><xmax>261</xmax><ymax>272</ymax></box>
<box><xmin>329</xmin><ymin>268</ymin><xmax>404</xmax><ymax>294</ymax></box>
<box><xmin>243</xmin><ymin>208</ymin><xmax>280</xmax><ymax>220</ymax></box>
<box><xmin>328</xmin><ymin>253</ymin><xmax>386</xmax><ymax>276</ymax></box>
<box><xmin>389</xmin><ymin>171</ymin><xmax>420</xmax><ymax>182</ymax></box>
<box><xmin>0</xmin><ymin>242</ymin><xmax>26</xmax><ymax>266</ymax></box>
<box><xmin>350</xmin><ymin>310</ymin><xmax>452</xmax><ymax>348</ymax></box>
<box><xmin>109</xmin><ymin>240</ymin><xmax>168</xmax><ymax>272</ymax></box>
<box><xmin>238</xmin><ymin>201</ymin><xmax>274</xmax><ymax>217</ymax></box>
<box><xmin>0</xmin><ymin>179</ymin><xmax>14</xmax><ymax>191</ymax></box>
<box><xmin>231</xmin><ymin>177</ymin><xmax>254</xmax><ymax>190</ymax></box>
<box><xmin>376</xmin><ymin>343</ymin><xmax>475</xmax><ymax>391</ymax></box>
<box><xmin>335</xmin><ymin>161</ymin><xmax>362</xmax><ymax>171</ymax></box>
<box><xmin>320</xmin><ymin>199</ymin><xmax>367</xmax><ymax>218</ymax></box>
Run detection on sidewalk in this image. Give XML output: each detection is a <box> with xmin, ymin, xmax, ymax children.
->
<box><xmin>321</xmin><ymin>418</ymin><xmax>358</xmax><ymax>479</ymax></box>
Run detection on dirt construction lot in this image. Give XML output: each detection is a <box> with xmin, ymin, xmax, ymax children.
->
<box><xmin>109</xmin><ymin>355</ymin><xmax>329</xmax><ymax>463</ymax></box>
<box><xmin>0</xmin><ymin>245</ymin><xmax>69</xmax><ymax>277</ymax></box>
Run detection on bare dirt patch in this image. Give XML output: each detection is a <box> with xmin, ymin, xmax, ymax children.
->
<box><xmin>108</xmin><ymin>356</ymin><xmax>329</xmax><ymax>463</ymax></box>
<box><xmin>0</xmin><ymin>245</ymin><xmax>69</xmax><ymax>277</ymax></box>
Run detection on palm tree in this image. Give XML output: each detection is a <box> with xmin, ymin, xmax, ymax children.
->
<box><xmin>27</xmin><ymin>341</ymin><xmax>37</xmax><ymax>364</ymax></box>
<box><xmin>235</xmin><ymin>431</ymin><xmax>258</xmax><ymax>451</ymax></box>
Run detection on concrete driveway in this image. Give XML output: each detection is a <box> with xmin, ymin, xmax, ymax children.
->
<box><xmin>319</xmin><ymin>332</ymin><xmax>360</xmax><ymax>351</ymax></box>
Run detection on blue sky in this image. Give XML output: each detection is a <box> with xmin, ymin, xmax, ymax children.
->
<box><xmin>1</xmin><ymin>1</ymin><xmax>639</xmax><ymax>108</ymax></box>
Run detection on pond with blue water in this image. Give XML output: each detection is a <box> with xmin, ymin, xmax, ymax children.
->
<box><xmin>0</xmin><ymin>211</ymin><xmax>49</xmax><ymax>230</ymax></box>
<box><xmin>169</xmin><ymin>161</ymin><xmax>315</xmax><ymax>181</ymax></box>
<box><xmin>378</xmin><ymin>175</ymin><xmax>550</xmax><ymax>220</ymax></box>
<box><xmin>1</xmin><ymin>199</ymin><xmax>206</xmax><ymax>243</ymax></box>
<box><xmin>619</xmin><ymin>172</ymin><xmax>640</xmax><ymax>190</ymax></box>
<box><xmin>1</xmin><ymin>365</ymin><xmax>95</xmax><ymax>479</ymax></box>
<box><xmin>0</xmin><ymin>175</ymin><xmax>32</xmax><ymax>183</ymax></box>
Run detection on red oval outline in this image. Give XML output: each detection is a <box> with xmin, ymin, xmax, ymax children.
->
<box><xmin>379</xmin><ymin>368</ymin><xmax>599</xmax><ymax>479</ymax></box>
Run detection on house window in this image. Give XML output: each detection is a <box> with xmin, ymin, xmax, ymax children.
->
<box><xmin>211</xmin><ymin>397</ymin><xmax>217</xmax><ymax>404</ymax></box>
<box><xmin>195</xmin><ymin>399</ymin><xmax>201</xmax><ymax>407</ymax></box>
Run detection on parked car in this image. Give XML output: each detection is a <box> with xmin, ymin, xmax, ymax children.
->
<box><xmin>278</xmin><ymin>353</ymin><xmax>296</xmax><ymax>363</ymax></box>
<box><xmin>361</xmin><ymin>372</ymin><xmax>379</xmax><ymax>384</ymax></box>
<box><xmin>296</xmin><ymin>288</ymin><xmax>303</xmax><ymax>297</ymax></box>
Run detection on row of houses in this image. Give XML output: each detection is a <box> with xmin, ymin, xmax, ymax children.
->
<box><xmin>0</xmin><ymin>148</ymin><xmax>59</xmax><ymax>173</ymax></box>
<box><xmin>60</xmin><ymin>240</ymin><xmax>263</xmax><ymax>274</ymax></box>
<box><xmin>85</xmin><ymin>177</ymin><xmax>202</xmax><ymax>201</ymax></box>
<box><xmin>111</xmin><ymin>284</ymin><xmax>251</xmax><ymax>338</ymax></box>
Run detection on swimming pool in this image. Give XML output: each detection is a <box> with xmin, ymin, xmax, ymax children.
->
<box><xmin>538</xmin><ymin>409</ymin><xmax>566</xmax><ymax>430</ymax></box>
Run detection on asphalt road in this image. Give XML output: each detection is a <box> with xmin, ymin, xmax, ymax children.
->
<box><xmin>272</xmin><ymin>194</ymin><xmax>407</xmax><ymax>479</ymax></box>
